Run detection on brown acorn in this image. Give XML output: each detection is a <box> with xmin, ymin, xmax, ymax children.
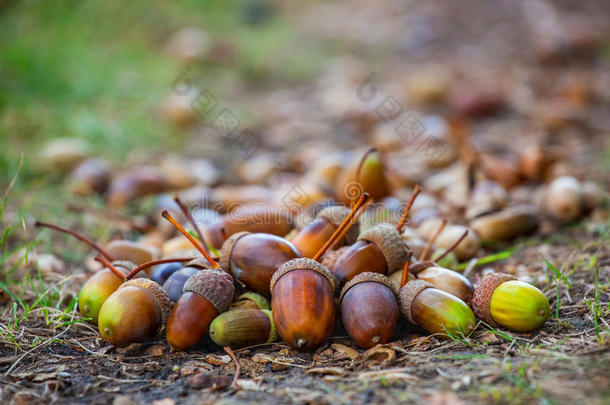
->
<box><xmin>412</xmin><ymin>264</ymin><xmax>474</xmax><ymax>305</ymax></box>
<box><xmin>544</xmin><ymin>176</ymin><xmax>585</xmax><ymax>223</ymax></box>
<box><xmin>465</xmin><ymin>180</ymin><xmax>508</xmax><ymax>220</ymax></box>
<box><xmin>107</xmin><ymin>166</ymin><xmax>169</xmax><ymax>208</ymax></box>
<box><xmin>98</xmin><ymin>278</ymin><xmax>172</xmax><ymax>347</ymax></box>
<box><xmin>332</xmin><ymin>223</ymin><xmax>407</xmax><ymax>288</ymax></box>
<box><xmin>219</xmin><ymin>232</ymin><xmax>301</xmax><ymax>296</ymax></box>
<box><xmin>105</xmin><ymin>239</ymin><xmax>159</xmax><ymax>267</ymax></box>
<box><xmin>291</xmin><ymin>206</ymin><xmax>360</xmax><ymax>259</ymax></box>
<box><xmin>270</xmin><ymin>258</ymin><xmax>336</xmax><ymax>351</ymax></box>
<box><xmin>165</xmin><ymin>269</ymin><xmax>235</xmax><ymax>351</ymax></box>
<box><xmin>205</xmin><ymin>205</ymin><xmax>294</xmax><ymax>249</ymax></box>
<box><xmin>339</xmin><ymin>272</ymin><xmax>399</xmax><ymax>349</ymax></box>
<box><xmin>470</xmin><ymin>204</ymin><xmax>539</xmax><ymax>243</ymax></box>
<box><xmin>271</xmin><ymin>193</ymin><xmax>369</xmax><ymax>351</ymax></box>
<box><xmin>472</xmin><ymin>273</ymin><xmax>549</xmax><ymax>332</ymax></box>
<box><xmin>398</xmin><ymin>280</ymin><xmax>476</xmax><ymax>337</ymax></box>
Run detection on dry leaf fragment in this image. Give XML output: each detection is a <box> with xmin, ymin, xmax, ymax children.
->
<box><xmin>330</xmin><ymin>343</ymin><xmax>358</xmax><ymax>360</ymax></box>
<box><xmin>204</xmin><ymin>354</ymin><xmax>231</xmax><ymax>365</ymax></box>
<box><xmin>306</xmin><ymin>367</ymin><xmax>346</xmax><ymax>376</ymax></box>
<box><xmin>363</xmin><ymin>345</ymin><xmax>396</xmax><ymax>367</ymax></box>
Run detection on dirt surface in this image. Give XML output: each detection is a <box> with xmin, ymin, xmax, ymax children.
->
<box><xmin>1</xmin><ymin>1</ymin><xmax>610</xmax><ymax>404</ymax></box>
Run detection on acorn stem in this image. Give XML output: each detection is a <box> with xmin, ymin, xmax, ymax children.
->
<box><xmin>173</xmin><ymin>194</ymin><xmax>210</xmax><ymax>254</ymax></box>
<box><xmin>35</xmin><ymin>221</ymin><xmax>114</xmax><ymax>261</ymax></box>
<box><xmin>125</xmin><ymin>257</ymin><xmax>197</xmax><ymax>280</ymax></box>
<box><xmin>400</xmin><ymin>255</ymin><xmax>412</xmax><ymax>288</ymax></box>
<box><xmin>161</xmin><ymin>210</ymin><xmax>220</xmax><ymax>269</ymax></box>
<box><xmin>419</xmin><ymin>218</ymin><xmax>447</xmax><ymax>261</ymax></box>
<box><xmin>351</xmin><ymin>148</ymin><xmax>377</xmax><ymax>207</ymax></box>
<box><xmin>432</xmin><ymin>229</ymin><xmax>469</xmax><ymax>263</ymax></box>
<box><xmin>94</xmin><ymin>255</ymin><xmax>126</xmax><ymax>280</ymax></box>
<box><xmin>396</xmin><ymin>185</ymin><xmax>421</xmax><ymax>232</ymax></box>
<box><xmin>329</xmin><ymin>198</ymin><xmax>372</xmax><ymax>251</ymax></box>
<box><xmin>223</xmin><ymin>346</ymin><xmax>241</xmax><ymax>390</ymax></box>
<box><xmin>312</xmin><ymin>193</ymin><xmax>369</xmax><ymax>261</ymax></box>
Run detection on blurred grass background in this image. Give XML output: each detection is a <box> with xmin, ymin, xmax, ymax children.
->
<box><xmin>0</xmin><ymin>0</ymin><xmax>329</xmax><ymax>188</ymax></box>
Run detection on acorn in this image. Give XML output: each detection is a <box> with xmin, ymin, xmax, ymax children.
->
<box><xmin>472</xmin><ymin>273</ymin><xmax>549</xmax><ymax>332</ymax></box>
<box><xmin>335</xmin><ymin>148</ymin><xmax>390</xmax><ymax>205</ymax></box>
<box><xmin>389</xmin><ymin>270</ymin><xmax>415</xmax><ymax>291</ymax></box>
<box><xmin>166</xmin><ymin>269</ymin><xmax>235</xmax><ymax>351</ymax></box>
<box><xmin>470</xmin><ymin>204</ymin><xmax>539</xmax><ymax>243</ymax></box>
<box><xmin>34</xmin><ymin>221</ymin><xmax>134</xmax><ymax>324</ymax></box>
<box><xmin>105</xmin><ymin>239</ymin><xmax>159</xmax><ymax>266</ymax></box>
<box><xmin>544</xmin><ymin>176</ymin><xmax>585</xmax><ymax>223</ymax></box>
<box><xmin>206</xmin><ymin>205</ymin><xmax>294</xmax><ymax>249</ymax></box>
<box><xmin>431</xmin><ymin>223</ymin><xmax>480</xmax><ymax>261</ymax></box>
<box><xmin>465</xmin><ymin>180</ymin><xmax>508</xmax><ymax>220</ymax></box>
<box><xmin>163</xmin><ymin>266</ymin><xmax>200</xmax><ymax>302</ymax></box>
<box><xmin>270</xmin><ymin>194</ymin><xmax>368</xmax><ymax>351</ymax></box>
<box><xmin>151</xmin><ymin>262</ymin><xmax>184</xmax><ymax>285</ymax></box>
<box><xmin>98</xmin><ymin>278</ymin><xmax>171</xmax><ymax>347</ymax></box>
<box><xmin>230</xmin><ymin>292</ymin><xmax>270</xmax><ymax>310</ymax></box>
<box><xmin>412</xmin><ymin>264</ymin><xmax>474</xmax><ymax>304</ymax></box>
<box><xmin>107</xmin><ymin>166</ymin><xmax>169</xmax><ymax>208</ymax></box>
<box><xmin>339</xmin><ymin>272</ymin><xmax>399</xmax><ymax>349</ymax></box>
<box><xmin>219</xmin><ymin>232</ymin><xmax>301</xmax><ymax>296</ymax></box>
<box><xmin>68</xmin><ymin>158</ymin><xmax>111</xmax><ymax>196</ymax></box>
<box><xmin>332</xmin><ymin>223</ymin><xmax>407</xmax><ymax>288</ymax></box>
<box><xmin>399</xmin><ymin>280</ymin><xmax>476</xmax><ymax>337</ymax></box>
<box><xmin>292</xmin><ymin>206</ymin><xmax>360</xmax><ymax>259</ymax></box>
<box><xmin>270</xmin><ymin>258</ymin><xmax>336</xmax><ymax>351</ymax></box>
<box><xmin>78</xmin><ymin>260</ymin><xmax>134</xmax><ymax>323</ymax></box>
<box><xmin>209</xmin><ymin>308</ymin><xmax>277</xmax><ymax>349</ymax></box>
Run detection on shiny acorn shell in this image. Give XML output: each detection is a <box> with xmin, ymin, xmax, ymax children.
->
<box><xmin>270</xmin><ymin>258</ymin><xmax>336</xmax><ymax>351</ymax></box>
<box><xmin>209</xmin><ymin>308</ymin><xmax>277</xmax><ymax>349</ymax></box>
<box><xmin>339</xmin><ymin>272</ymin><xmax>399</xmax><ymax>349</ymax></box>
<box><xmin>472</xmin><ymin>273</ymin><xmax>549</xmax><ymax>332</ymax></box>
<box><xmin>98</xmin><ymin>278</ymin><xmax>171</xmax><ymax>347</ymax></box>
<box><xmin>78</xmin><ymin>261</ymin><xmax>134</xmax><ymax>324</ymax></box>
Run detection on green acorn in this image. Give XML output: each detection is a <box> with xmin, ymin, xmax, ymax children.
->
<box><xmin>472</xmin><ymin>273</ymin><xmax>549</xmax><ymax>332</ymax></box>
<box><xmin>398</xmin><ymin>280</ymin><xmax>476</xmax><ymax>337</ymax></box>
<box><xmin>78</xmin><ymin>261</ymin><xmax>134</xmax><ymax>323</ymax></box>
<box><xmin>230</xmin><ymin>292</ymin><xmax>270</xmax><ymax>310</ymax></box>
<box><xmin>209</xmin><ymin>308</ymin><xmax>277</xmax><ymax>349</ymax></box>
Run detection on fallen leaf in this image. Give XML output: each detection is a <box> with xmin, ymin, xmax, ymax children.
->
<box><xmin>33</xmin><ymin>372</ymin><xmax>57</xmax><ymax>382</ymax></box>
<box><xmin>306</xmin><ymin>367</ymin><xmax>346</xmax><ymax>376</ymax></box>
<box><xmin>152</xmin><ymin>399</ymin><xmax>175</xmax><ymax>405</ymax></box>
<box><xmin>204</xmin><ymin>354</ymin><xmax>231</xmax><ymax>365</ymax></box>
<box><xmin>189</xmin><ymin>372</ymin><xmax>231</xmax><ymax>390</ymax></box>
<box><xmin>145</xmin><ymin>345</ymin><xmax>165</xmax><ymax>356</ymax></box>
<box><xmin>425</xmin><ymin>392</ymin><xmax>464</xmax><ymax>405</ymax></box>
<box><xmin>363</xmin><ymin>345</ymin><xmax>395</xmax><ymax>367</ymax></box>
<box><xmin>331</xmin><ymin>343</ymin><xmax>358</xmax><ymax>360</ymax></box>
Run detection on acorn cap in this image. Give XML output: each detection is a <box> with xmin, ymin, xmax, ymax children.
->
<box><xmin>409</xmin><ymin>261</ymin><xmax>436</xmax><ymax>275</ymax></box>
<box><xmin>270</xmin><ymin>258</ymin><xmax>335</xmax><ymax>293</ymax></box>
<box><xmin>185</xmin><ymin>258</ymin><xmax>215</xmax><ymax>270</ymax></box>
<box><xmin>398</xmin><ymin>280</ymin><xmax>434</xmax><ymax>324</ymax></box>
<box><xmin>219</xmin><ymin>231</ymin><xmax>250</xmax><ymax>271</ymax></box>
<box><xmin>472</xmin><ymin>272</ymin><xmax>516</xmax><ymax>325</ymax></box>
<box><xmin>339</xmin><ymin>272</ymin><xmax>397</xmax><ymax>302</ymax></box>
<box><xmin>317</xmin><ymin>206</ymin><xmax>360</xmax><ymax>245</ymax></box>
<box><xmin>120</xmin><ymin>278</ymin><xmax>171</xmax><ymax>325</ymax></box>
<box><xmin>358</xmin><ymin>223</ymin><xmax>407</xmax><ymax>274</ymax></box>
<box><xmin>183</xmin><ymin>269</ymin><xmax>235</xmax><ymax>313</ymax></box>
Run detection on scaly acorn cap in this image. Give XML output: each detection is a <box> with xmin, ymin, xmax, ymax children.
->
<box><xmin>270</xmin><ymin>258</ymin><xmax>335</xmax><ymax>294</ymax></box>
<box><xmin>219</xmin><ymin>231</ymin><xmax>250</xmax><ymax>271</ymax></box>
<box><xmin>339</xmin><ymin>272</ymin><xmax>397</xmax><ymax>302</ymax></box>
<box><xmin>317</xmin><ymin>206</ymin><xmax>360</xmax><ymax>245</ymax></box>
<box><xmin>472</xmin><ymin>272</ymin><xmax>516</xmax><ymax>326</ymax></box>
<box><xmin>409</xmin><ymin>260</ymin><xmax>436</xmax><ymax>275</ymax></box>
<box><xmin>398</xmin><ymin>280</ymin><xmax>434</xmax><ymax>324</ymax></box>
<box><xmin>183</xmin><ymin>269</ymin><xmax>235</xmax><ymax>313</ymax></box>
<box><xmin>358</xmin><ymin>223</ymin><xmax>408</xmax><ymax>274</ymax></box>
<box><xmin>120</xmin><ymin>278</ymin><xmax>171</xmax><ymax>325</ymax></box>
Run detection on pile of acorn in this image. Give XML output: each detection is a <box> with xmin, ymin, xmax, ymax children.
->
<box><xmin>34</xmin><ymin>146</ymin><xmax>563</xmax><ymax>352</ymax></box>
